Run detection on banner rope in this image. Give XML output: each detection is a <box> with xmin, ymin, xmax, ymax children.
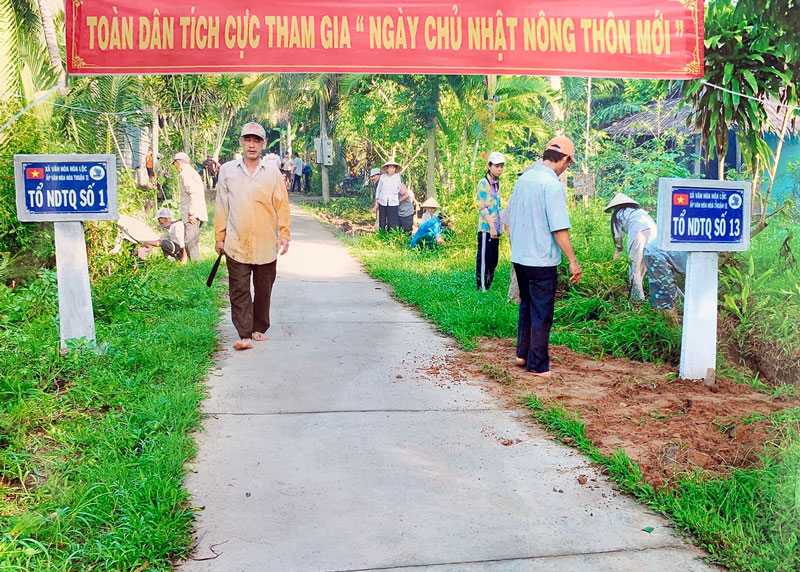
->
<box><xmin>700</xmin><ymin>79</ymin><xmax>800</xmax><ymax>113</ymax></box>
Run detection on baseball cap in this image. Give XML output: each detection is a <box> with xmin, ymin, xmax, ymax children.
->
<box><xmin>155</xmin><ymin>207</ymin><xmax>173</xmax><ymax>219</ymax></box>
<box><xmin>487</xmin><ymin>151</ymin><xmax>506</xmax><ymax>165</ymax></box>
<box><xmin>545</xmin><ymin>136</ymin><xmax>576</xmax><ymax>161</ymax></box>
<box><xmin>172</xmin><ymin>152</ymin><xmax>190</xmax><ymax>163</ymax></box>
<box><xmin>240</xmin><ymin>121</ymin><xmax>266</xmax><ymax>140</ymax></box>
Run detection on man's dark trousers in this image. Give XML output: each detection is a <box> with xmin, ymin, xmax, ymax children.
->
<box><xmin>476</xmin><ymin>231</ymin><xmax>500</xmax><ymax>290</ymax></box>
<box><xmin>513</xmin><ymin>263</ymin><xmax>558</xmax><ymax>373</ymax></box>
<box><xmin>291</xmin><ymin>174</ymin><xmax>302</xmax><ymax>193</ymax></box>
<box><xmin>226</xmin><ymin>257</ymin><xmax>277</xmax><ymax>339</ymax></box>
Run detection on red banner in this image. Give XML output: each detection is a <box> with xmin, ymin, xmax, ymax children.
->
<box><xmin>66</xmin><ymin>0</ymin><xmax>703</xmax><ymax>78</ymax></box>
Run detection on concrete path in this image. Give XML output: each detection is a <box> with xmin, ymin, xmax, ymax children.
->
<box><xmin>178</xmin><ymin>206</ymin><xmax>717</xmax><ymax>572</ymax></box>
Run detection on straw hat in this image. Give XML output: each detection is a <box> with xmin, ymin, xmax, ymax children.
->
<box><xmin>381</xmin><ymin>158</ymin><xmax>403</xmax><ymax>173</ymax></box>
<box><xmin>604</xmin><ymin>192</ymin><xmax>640</xmax><ymax>212</ymax></box>
<box><xmin>172</xmin><ymin>152</ymin><xmax>190</xmax><ymax>163</ymax></box>
<box><xmin>421</xmin><ymin>197</ymin><xmax>441</xmax><ymax>209</ymax></box>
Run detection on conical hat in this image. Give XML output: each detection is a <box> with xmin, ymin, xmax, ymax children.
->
<box><xmin>421</xmin><ymin>197</ymin><xmax>440</xmax><ymax>209</ymax></box>
<box><xmin>604</xmin><ymin>192</ymin><xmax>639</xmax><ymax>212</ymax></box>
<box><xmin>381</xmin><ymin>159</ymin><xmax>403</xmax><ymax>173</ymax></box>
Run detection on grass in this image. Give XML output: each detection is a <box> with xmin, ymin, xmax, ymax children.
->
<box><xmin>302</xmin><ymin>197</ymin><xmax>800</xmax><ymax>572</ymax></box>
<box><xmin>0</xmin><ymin>246</ymin><xmax>224</xmax><ymax>570</ymax></box>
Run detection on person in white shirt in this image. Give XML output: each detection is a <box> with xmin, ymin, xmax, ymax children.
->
<box><xmin>371</xmin><ymin>159</ymin><xmax>403</xmax><ymax>231</ymax></box>
<box><xmin>172</xmin><ymin>152</ymin><xmax>209</xmax><ymax>262</ymax></box>
<box><xmin>263</xmin><ymin>151</ymin><xmax>281</xmax><ymax>172</ymax></box>
<box><xmin>291</xmin><ymin>152</ymin><xmax>305</xmax><ymax>193</ymax></box>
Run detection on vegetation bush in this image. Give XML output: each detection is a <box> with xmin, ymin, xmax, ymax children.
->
<box><xmin>0</xmin><ymin>257</ymin><xmax>223</xmax><ymax>571</ymax></box>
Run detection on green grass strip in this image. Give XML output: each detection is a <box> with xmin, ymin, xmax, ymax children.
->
<box><xmin>0</xmin><ymin>256</ymin><xmax>224</xmax><ymax>571</ymax></box>
<box><xmin>524</xmin><ymin>395</ymin><xmax>800</xmax><ymax>572</ymax></box>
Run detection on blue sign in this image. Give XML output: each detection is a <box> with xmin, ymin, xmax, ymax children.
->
<box><xmin>669</xmin><ymin>186</ymin><xmax>745</xmax><ymax>244</ymax></box>
<box><xmin>15</xmin><ymin>154</ymin><xmax>118</xmax><ymax>222</ymax></box>
<box><xmin>22</xmin><ymin>161</ymin><xmax>109</xmax><ymax>214</ymax></box>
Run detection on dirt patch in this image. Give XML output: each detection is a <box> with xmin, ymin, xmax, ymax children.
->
<box><xmin>456</xmin><ymin>338</ymin><xmax>800</xmax><ymax>488</ymax></box>
<box><xmin>314</xmin><ymin>212</ymin><xmax>376</xmax><ymax>235</ymax></box>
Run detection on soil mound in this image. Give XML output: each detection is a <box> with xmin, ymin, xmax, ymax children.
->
<box><xmin>463</xmin><ymin>338</ymin><xmax>799</xmax><ymax>488</ymax></box>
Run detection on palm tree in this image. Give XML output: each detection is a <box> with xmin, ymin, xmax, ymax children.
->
<box><xmin>0</xmin><ymin>0</ymin><xmax>41</xmax><ymax>102</ymax></box>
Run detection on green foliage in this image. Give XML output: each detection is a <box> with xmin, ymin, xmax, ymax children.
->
<box><xmin>719</xmin><ymin>227</ymin><xmax>800</xmax><ymax>384</ymax></box>
<box><xmin>588</xmin><ymin>133</ymin><xmax>694</xmax><ymax>208</ymax></box>
<box><xmin>0</xmin><ymin>102</ymin><xmax>63</xmax><ymax>276</ymax></box>
<box><xmin>0</xmin><ymin>256</ymin><xmax>224</xmax><ymax>571</ymax></box>
<box><xmin>681</xmin><ymin>0</ymin><xmax>796</xmax><ymax>177</ymax></box>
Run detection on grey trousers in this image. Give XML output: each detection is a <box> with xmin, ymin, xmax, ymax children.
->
<box><xmin>184</xmin><ymin>220</ymin><xmax>203</xmax><ymax>262</ymax></box>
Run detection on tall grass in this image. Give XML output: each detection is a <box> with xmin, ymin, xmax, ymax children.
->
<box><xmin>0</xmin><ymin>255</ymin><xmax>224</xmax><ymax>571</ymax></box>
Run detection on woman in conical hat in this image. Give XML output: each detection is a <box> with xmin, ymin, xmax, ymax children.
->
<box><xmin>372</xmin><ymin>157</ymin><xmax>405</xmax><ymax>231</ymax></box>
<box><xmin>605</xmin><ymin>192</ymin><xmax>657</xmax><ymax>302</ymax></box>
<box><xmin>419</xmin><ymin>197</ymin><xmax>440</xmax><ymax>223</ymax></box>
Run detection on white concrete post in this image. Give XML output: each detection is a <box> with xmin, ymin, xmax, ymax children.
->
<box><xmin>680</xmin><ymin>252</ymin><xmax>718</xmax><ymax>382</ymax></box>
<box><xmin>54</xmin><ymin>221</ymin><xmax>96</xmax><ymax>349</ymax></box>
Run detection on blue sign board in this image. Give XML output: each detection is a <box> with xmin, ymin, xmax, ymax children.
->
<box><xmin>670</xmin><ymin>187</ymin><xmax>745</xmax><ymax>244</ymax></box>
<box><xmin>15</xmin><ymin>154</ymin><xmax>118</xmax><ymax>222</ymax></box>
<box><xmin>657</xmin><ymin>178</ymin><xmax>750</xmax><ymax>252</ymax></box>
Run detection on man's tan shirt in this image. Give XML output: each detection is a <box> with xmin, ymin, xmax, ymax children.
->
<box><xmin>214</xmin><ymin>160</ymin><xmax>290</xmax><ymax>265</ymax></box>
<box><xmin>178</xmin><ymin>166</ymin><xmax>209</xmax><ymax>223</ymax></box>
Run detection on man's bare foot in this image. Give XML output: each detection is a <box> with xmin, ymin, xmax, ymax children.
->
<box><xmin>252</xmin><ymin>332</ymin><xmax>269</xmax><ymax>341</ymax></box>
<box><xmin>515</xmin><ymin>357</ymin><xmax>527</xmax><ymax>367</ymax></box>
<box><xmin>529</xmin><ymin>370</ymin><xmax>552</xmax><ymax>378</ymax></box>
<box><xmin>233</xmin><ymin>338</ymin><xmax>253</xmax><ymax>351</ymax></box>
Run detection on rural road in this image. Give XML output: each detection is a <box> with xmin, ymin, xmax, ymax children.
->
<box><xmin>177</xmin><ymin>204</ymin><xmax>717</xmax><ymax>572</ymax></box>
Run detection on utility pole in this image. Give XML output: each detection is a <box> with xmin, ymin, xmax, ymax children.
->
<box><xmin>151</xmin><ymin>105</ymin><xmax>159</xmax><ymax>168</ymax></box>
<box><xmin>320</xmin><ymin>97</ymin><xmax>330</xmax><ymax>203</ymax></box>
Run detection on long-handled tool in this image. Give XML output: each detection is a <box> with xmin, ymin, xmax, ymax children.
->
<box><xmin>206</xmin><ymin>252</ymin><xmax>224</xmax><ymax>287</ymax></box>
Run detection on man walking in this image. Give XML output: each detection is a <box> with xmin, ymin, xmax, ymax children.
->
<box><xmin>508</xmin><ymin>136</ymin><xmax>582</xmax><ymax>377</ymax></box>
<box><xmin>173</xmin><ymin>152</ymin><xmax>208</xmax><ymax>262</ymax></box>
<box><xmin>476</xmin><ymin>151</ymin><xmax>506</xmax><ymax>290</ymax></box>
<box><xmin>291</xmin><ymin>152</ymin><xmax>305</xmax><ymax>194</ymax></box>
<box><xmin>215</xmin><ymin>122</ymin><xmax>291</xmax><ymax>351</ymax></box>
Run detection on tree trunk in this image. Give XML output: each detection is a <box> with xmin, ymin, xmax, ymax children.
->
<box><xmin>320</xmin><ymin>97</ymin><xmax>330</xmax><ymax>203</ymax></box>
<box><xmin>38</xmin><ymin>0</ymin><xmax>65</xmax><ymax>89</ymax></box>
<box><xmin>751</xmin><ymin>155</ymin><xmax>761</xmax><ymax>221</ymax></box>
<box><xmin>487</xmin><ymin>74</ymin><xmax>497</xmax><ymax>148</ymax></box>
<box><xmin>549</xmin><ymin>76</ymin><xmax>567</xmax><ymax>186</ymax></box>
<box><xmin>286</xmin><ymin>119</ymin><xmax>293</xmax><ymax>157</ymax></box>
<box><xmin>151</xmin><ymin>105</ymin><xmax>159</xmax><ymax>167</ymax></box>
<box><xmin>717</xmin><ymin>145</ymin><xmax>725</xmax><ymax>180</ymax></box>
<box><xmin>426</xmin><ymin>121</ymin><xmax>437</xmax><ymax>200</ymax></box>
<box><xmin>761</xmin><ymin>106</ymin><xmax>791</xmax><ymax>226</ymax></box>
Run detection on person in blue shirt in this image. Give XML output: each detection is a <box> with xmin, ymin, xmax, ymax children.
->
<box><xmin>508</xmin><ymin>136</ymin><xmax>582</xmax><ymax>377</ymax></box>
<box><xmin>410</xmin><ymin>215</ymin><xmax>445</xmax><ymax>248</ymax></box>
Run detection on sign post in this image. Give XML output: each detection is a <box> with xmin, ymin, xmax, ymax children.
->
<box><xmin>14</xmin><ymin>154</ymin><xmax>118</xmax><ymax>350</ymax></box>
<box><xmin>657</xmin><ymin>178</ymin><xmax>750</xmax><ymax>382</ymax></box>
